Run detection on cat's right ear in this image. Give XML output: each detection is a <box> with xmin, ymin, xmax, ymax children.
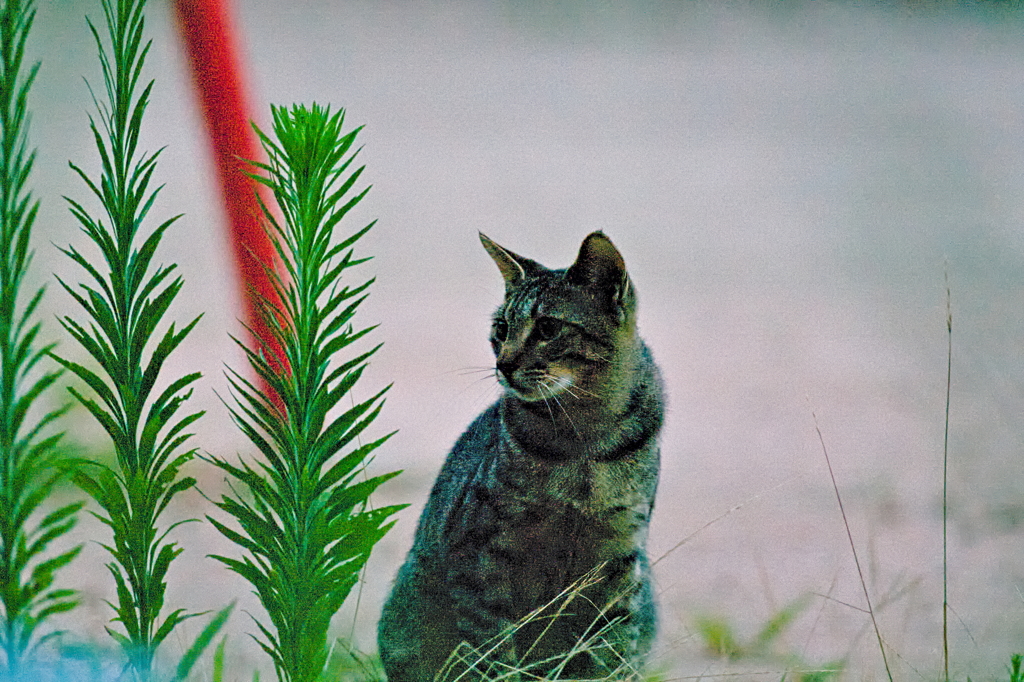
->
<box><xmin>479</xmin><ymin>233</ymin><xmax>543</xmax><ymax>288</ymax></box>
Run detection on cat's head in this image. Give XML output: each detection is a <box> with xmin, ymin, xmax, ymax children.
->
<box><xmin>480</xmin><ymin>231</ymin><xmax>638</xmax><ymax>403</ymax></box>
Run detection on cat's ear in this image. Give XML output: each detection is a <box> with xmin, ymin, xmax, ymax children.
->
<box><xmin>567</xmin><ymin>232</ymin><xmax>633</xmax><ymax>307</ymax></box>
<box><xmin>480</xmin><ymin>233</ymin><xmax>544</xmax><ymax>287</ymax></box>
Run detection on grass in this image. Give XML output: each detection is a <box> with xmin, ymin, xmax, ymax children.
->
<box><xmin>431</xmin><ymin>567</ymin><xmax>647</xmax><ymax>682</ymax></box>
<box><xmin>692</xmin><ymin>603</ymin><xmax>845</xmax><ymax>682</ymax></box>
<box><xmin>811</xmin><ymin>412</ymin><xmax>892</xmax><ymax>682</ymax></box>
<box><xmin>685</xmin><ymin>271</ymin><xmax>1021</xmax><ymax>682</ymax></box>
<box><xmin>943</xmin><ymin>269</ymin><xmax>952</xmax><ymax>682</ymax></box>
<box><xmin>1007</xmin><ymin>654</ymin><xmax>1023</xmax><ymax>682</ymax></box>
<box><xmin>694</xmin><ymin>594</ymin><xmax>812</xmax><ymax>661</ymax></box>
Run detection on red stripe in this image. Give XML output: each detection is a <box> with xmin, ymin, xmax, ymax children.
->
<box><xmin>172</xmin><ymin>0</ymin><xmax>288</xmax><ymax>387</ymax></box>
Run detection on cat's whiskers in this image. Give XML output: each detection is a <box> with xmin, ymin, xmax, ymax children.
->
<box><xmin>539</xmin><ymin>375</ymin><xmax>583</xmax><ymax>438</ymax></box>
<box><xmin>544</xmin><ymin>373</ymin><xmax>606</xmax><ymax>403</ymax></box>
<box><xmin>447</xmin><ymin>366</ymin><xmax>496</xmax><ymax>377</ymax></box>
<box><xmin>551</xmin><ymin>395</ymin><xmax>583</xmax><ymax>439</ymax></box>
<box><xmin>556</xmin><ymin>380</ymin><xmax>602</xmax><ymax>401</ymax></box>
<box><xmin>439</xmin><ymin>366</ymin><xmax>504</xmax><ymax>415</ymax></box>
<box><xmin>452</xmin><ymin>367</ymin><xmax>503</xmax><ymax>394</ymax></box>
<box><xmin>535</xmin><ymin>380</ymin><xmax>561</xmax><ymax>429</ymax></box>
<box><xmin>469</xmin><ymin>371</ymin><xmax>503</xmax><ymax>396</ymax></box>
<box><xmin>543</xmin><ymin>374</ymin><xmax>574</xmax><ymax>398</ymax></box>
<box><xmin>430</xmin><ymin>366</ymin><xmax>497</xmax><ymax>384</ymax></box>
<box><xmin>584</xmin><ymin>349</ymin><xmax>615</xmax><ymax>364</ymax></box>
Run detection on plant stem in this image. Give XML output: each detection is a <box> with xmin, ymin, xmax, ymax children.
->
<box><xmin>943</xmin><ymin>268</ymin><xmax>952</xmax><ymax>682</ymax></box>
<box><xmin>812</xmin><ymin>412</ymin><xmax>893</xmax><ymax>682</ymax></box>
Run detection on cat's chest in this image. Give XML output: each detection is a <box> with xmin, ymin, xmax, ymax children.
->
<box><xmin>486</xmin><ymin>453</ymin><xmax>655</xmax><ymax>558</ymax></box>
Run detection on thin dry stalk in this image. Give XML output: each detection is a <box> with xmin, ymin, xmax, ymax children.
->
<box><xmin>651</xmin><ymin>476</ymin><xmax>798</xmax><ymax>568</ymax></box>
<box><xmin>811</xmin><ymin>413</ymin><xmax>893</xmax><ymax>682</ymax></box>
<box><xmin>437</xmin><ymin>566</ymin><xmax>643</xmax><ymax>682</ymax></box>
<box><xmin>942</xmin><ymin>269</ymin><xmax>952</xmax><ymax>682</ymax></box>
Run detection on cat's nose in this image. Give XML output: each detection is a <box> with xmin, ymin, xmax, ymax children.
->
<box><xmin>495</xmin><ymin>348</ymin><xmax>521</xmax><ymax>381</ymax></box>
<box><xmin>496</xmin><ymin>360</ymin><xmax>517</xmax><ymax>380</ymax></box>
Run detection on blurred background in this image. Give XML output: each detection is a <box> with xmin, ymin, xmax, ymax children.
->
<box><xmin>22</xmin><ymin>0</ymin><xmax>1024</xmax><ymax>679</ymax></box>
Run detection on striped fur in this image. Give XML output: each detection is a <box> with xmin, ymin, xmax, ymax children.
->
<box><xmin>378</xmin><ymin>232</ymin><xmax>664</xmax><ymax>681</ymax></box>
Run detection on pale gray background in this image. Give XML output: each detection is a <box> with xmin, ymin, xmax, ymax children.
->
<box><xmin>22</xmin><ymin>1</ymin><xmax>1024</xmax><ymax>679</ymax></box>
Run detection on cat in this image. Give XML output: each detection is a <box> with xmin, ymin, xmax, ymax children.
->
<box><xmin>378</xmin><ymin>231</ymin><xmax>665</xmax><ymax>681</ymax></box>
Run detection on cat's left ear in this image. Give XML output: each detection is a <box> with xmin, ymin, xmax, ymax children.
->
<box><xmin>567</xmin><ymin>231</ymin><xmax>634</xmax><ymax>310</ymax></box>
<box><xmin>480</xmin><ymin>232</ymin><xmax>545</xmax><ymax>288</ymax></box>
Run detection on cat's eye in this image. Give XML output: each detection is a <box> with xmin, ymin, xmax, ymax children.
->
<box><xmin>492</xmin><ymin>319</ymin><xmax>509</xmax><ymax>342</ymax></box>
<box><xmin>534</xmin><ymin>318</ymin><xmax>562</xmax><ymax>341</ymax></box>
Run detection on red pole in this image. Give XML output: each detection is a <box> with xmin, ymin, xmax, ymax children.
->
<box><xmin>172</xmin><ymin>0</ymin><xmax>287</xmax><ymax>382</ymax></box>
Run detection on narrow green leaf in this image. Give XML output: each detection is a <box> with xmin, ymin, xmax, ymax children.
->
<box><xmin>173</xmin><ymin>603</ymin><xmax>234</xmax><ymax>682</ymax></box>
<box><xmin>65</xmin><ymin>386</ymin><xmax>126</xmax><ymax>448</ymax></box>
<box><xmin>50</xmin><ymin>351</ymin><xmax>121</xmax><ymax>422</ymax></box>
<box><xmin>152</xmin><ymin>607</ymin><xmax>192</xmax><ymax>649</ymax></box>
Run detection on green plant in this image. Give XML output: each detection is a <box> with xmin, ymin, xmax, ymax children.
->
<box><xmin>53</xmin><ymin>0</ymin><xmax>226</xmax><ymax>677</ymax></box>
<box><xmin>0</xmin><ymin>0</ymin><xmax>84</xmax><ymax>676</ymax></box>
<box><xmin>693</xmin><ymin>596</ymin><xmax>843</xmax><ymax>682</ymax></box>
<box><xmin>206</xmin><ymin>103</ymin><xmax>404</xmax><ymax>682</ymax></box>
<box><xmin>693</xmin><ymin>613</ymin><xmax>741</xmax><ymax>660</ymax></box>
<box><xmin>1008</xmin><ymin>653</ymin><xmax>1023</xmax><ymax>682</ymax></box>
<box><xmin>322</xmin><ymin>639</ymin><xmax>384</xmax><ymax>682</ymax></box>
<box><xmin>695</xmin><ymin>595</ymin><xmax>812</xmax><ymax>661</ymax></box>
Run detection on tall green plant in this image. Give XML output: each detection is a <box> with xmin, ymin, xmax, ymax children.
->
<box><xmin>0</xmin><ymin>0</ymin><xmax>83</xmax><ymax>676</ymax></box>
<box><xmin>53</xmin><ymin>0</ymin><xmax>219</xmax><ymax>677</ymax></box>
<box><xmin>207</xmin><ymin>103</ymin><xmax>404</xmax><ymax>682</ymax></box>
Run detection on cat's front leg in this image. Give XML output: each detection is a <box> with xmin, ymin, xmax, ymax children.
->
<box><xmin>588</xmin><ymin>552</ymin><xmax>657</xmax><ymax>678</ymax></box>
<box><xmin>444</xmin><ymin>549</ymin><xmax>520</xmax><ymax>681</ymax></box>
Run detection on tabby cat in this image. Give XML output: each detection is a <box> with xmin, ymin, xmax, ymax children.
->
<box><xmin>378</xmin><ymin>232</ymin><xmax>665</xmax><ymax>681</ymax></box>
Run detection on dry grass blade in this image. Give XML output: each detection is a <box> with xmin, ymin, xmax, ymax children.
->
<box><xmin>811</xmin><ymin>412</ymin><xmax>893</xmax><ymax>682</ymax></box>
<box><xmin>942</xmin><ymin>267</ymin><xmax>952</xmax><ymax>682</ymax></box>
<box><xmin>435</xmin><ymin>566</ymin><xmax>645</xmax><ymax>682</ymax></box>
<box><xmin>652</xmin><ymin>477</ymin><xmax>797</xmax><ymax>569</ymax></box>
